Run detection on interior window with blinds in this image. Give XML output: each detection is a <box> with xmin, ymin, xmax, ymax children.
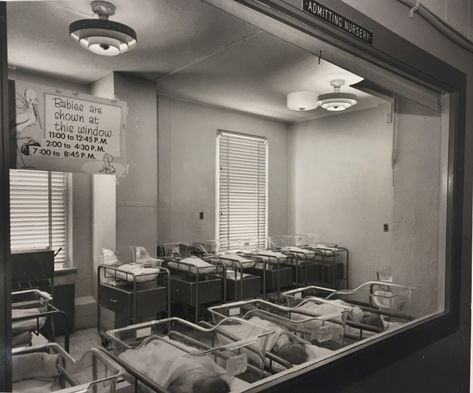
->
<box><xmin>10</xmin><ymin>169</ymin><xmax>70</xmax><ymax>267</ymax></box>
<box><xmin>217</xmin><ymin>131</ymin><xmax>268</xmax><ymax>251</ymax></box>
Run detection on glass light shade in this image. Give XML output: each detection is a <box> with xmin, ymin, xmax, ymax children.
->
<box><xmin>70</xmin><ymin>19</ymin><xmax>137</xmax><ymax>56</ymax></box>
<box><xmin>81</xmin><ymin>36</ymin><xmax>121</xmax><ymax>56</ymax></box>
<box><xmin>317</xmin><ymin>92</ymin><xmax>358</xmax><ymax>111</ymax></box>
<box><xmin>287</xmin><ymin>91</ymin><xmax>318</xmax><ymax>111</ymax></box>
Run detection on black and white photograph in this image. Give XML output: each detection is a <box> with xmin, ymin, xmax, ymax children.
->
<box><xmin>0</xmin><ymin>1</ymin><xmax>471</xmax><ymax>392</ymax></box>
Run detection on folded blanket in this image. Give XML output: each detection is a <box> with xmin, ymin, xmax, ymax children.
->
<box><xmin>12</xmin><ymin>353</ymin><xmax>60</xmax><ymax>383</ymax></box>
<box><xmin>256</xmin><ymin>250</ymin><xmax>287</xmax><ymax>263</ymax></box>
<box><xmin>168</xmin><ymin>256</ymin><xmax>216</xmax><ymax>274</ymax></box>
<box><xmin>313</xmin><ymin>244</ymin><xmax>339</xmax><ymax>251</ymax></box>
<box><xmin>281</xmin><ymin>246</ymin><xmax>315</xmax><ymax>257</ymax></box>
<box><xmin>107</xmin><ymin>263</ymin><xmax>160</xmax><ymax>283</ymax></box>
<box><xmin>220</xmin><ymin>254</ymin><xmax>255</xmax><ymax>268</ymax></box>
<box><xmin>12</xmin><ymin>308</ymin><xmax>46</xmax><ymax>334</ymax></box>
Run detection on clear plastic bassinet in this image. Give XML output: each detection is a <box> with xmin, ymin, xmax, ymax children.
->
<box><xmin>208</xmin><ymin>298</ymin><xmax>348</xmax><ymax>347</ymax></box>
<box><xmin>105</xmin><ymin>317</ymin><xmax>274</xmax><ymax>388</ymax></box>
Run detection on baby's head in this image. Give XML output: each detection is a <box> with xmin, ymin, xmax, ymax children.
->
<box><xmin>273</xmin><ymin>342</ymin><xmax>308</xmax><ymax>365</ymax></box>
<box><xmin>169</xmin><ymin>370</ymin><xmax>230</xmax><ymax>393</ymax></box>
<box><xmin>361</xmin><ymin>313</ymin><xmax>385</xmax><ymax>330</ymax></box>
<box><xmin>193</xmin><ymin>376</ymin><xmax>231</xmax><ymax>393</ymax></box>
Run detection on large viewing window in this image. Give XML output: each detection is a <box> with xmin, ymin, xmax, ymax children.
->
<box><xmin>3</xmin><ymin>0</ymin><xmax>466</xmax><ymax>392</ymax></box>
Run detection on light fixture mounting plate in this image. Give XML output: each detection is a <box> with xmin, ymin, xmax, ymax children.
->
<box><xmin>91</xmin><ymin>1</ymin><xmax>116</xmax><ymax>18</ymax></box>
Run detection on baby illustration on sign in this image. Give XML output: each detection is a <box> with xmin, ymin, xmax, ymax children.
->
<box><xmin>12</xmin><ymin>89</ymin><xmax>44</xmax><ymax>167</ymax></box>
<box><xmin>99</xmin><ymin>153</ymin><xmax>117</xmax><ymax>175</ymax></box>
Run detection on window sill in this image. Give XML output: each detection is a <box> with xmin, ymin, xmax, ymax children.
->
<box><xmin>54</xmin><ymin>266</ymin><xmax>78</xmax><ymax>276</ymax></box>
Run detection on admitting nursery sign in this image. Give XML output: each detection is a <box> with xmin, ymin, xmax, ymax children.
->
<box><xmin>302</xmin><ymin>0</ymin><xmax>373</xmax><ymax>45</ymax></box>
<box><xmin>13</xmin><ymin>80</ymin><xmax>128</xmax><ymax>178</ymax></box>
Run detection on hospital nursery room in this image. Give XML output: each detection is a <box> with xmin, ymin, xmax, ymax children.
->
<box><xmin>5</xmin><ymin>0</ymin><xmax>449</xmax><ymax>392</ymax></box>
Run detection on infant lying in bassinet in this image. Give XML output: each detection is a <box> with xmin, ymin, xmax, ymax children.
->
<box><xmin>119</xmin><ymin>338</ymin><xmax>248</xmax><ymax>393</ymax></box>
<box><xmin>294</xmin><ymin>299</ymin><xmax>385</xmax><ymax>338</ymax></box>
<box><xmin>219</xmin><ymin>316</ymin><xmax>333</xmax><ymax>370</ymax></box>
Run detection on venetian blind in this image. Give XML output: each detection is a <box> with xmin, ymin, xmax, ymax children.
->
<box><xmin>10</xmin><ymin>169</ymin><xmax>69</xmax><ymax>265</ymax></box>
<box><xmin>218</xmin><ymin>131</ymin><xmax>268</xmax><ymax>251</ymax></box>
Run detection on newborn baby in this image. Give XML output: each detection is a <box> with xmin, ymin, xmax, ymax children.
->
<box><xmin>296</xmin><ymin>299</ymin><xmax>385</xmax><ymax>331</ymax></box>
<box><xmin>220</xmin><ymin>316</ymin><xmax>308</xmax><ymax>366</ymax></box>
<box><xmin>120</xmin><ymin>339</ymin><xmax>230</xmax><ymax>393</ymax></box>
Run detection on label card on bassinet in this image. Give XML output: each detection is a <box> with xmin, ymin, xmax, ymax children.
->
<box><xmin>294</xmin><ymin>292</ymin><xmax>302</xmax><ymax>299</ymax></box>
<box><xmin>226</xmin><ymin>353</ymin><xmax>247</xmax><ymax>376</ymax></box>
<box><xmin>313</xmin><ymin>325</ymin><xmax>333</xmax><ymax>343</ymax></box>
<box><xmin>228</xmin><ymin>307</ymin><xmax>241</xmax><ymax>316</ymax></box>
<box><xmin>136</xmin><ymin>327</ymin><xmax>152</xmax><ymax>339</ymax></box>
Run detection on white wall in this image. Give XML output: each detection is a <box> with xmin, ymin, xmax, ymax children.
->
<box><xmin>113</xmin><ymin>73</ymin><xmax>159</xmax><ymax>259</ymax></box>
<box><xmin>157</xmin><ymin>96</ymin><xmax>289</xmax><ymax>244</ymax></box>
<box><xmin>318</xmin><ymin>2</ymin><xmax>473</xmax><ymax>392</ymax></box>
<box><xmin>391</xmin><ymin>96</ymin><xmax>442</xmax><ymax>317</ymax></box>
<box><xmin>289</xmin><ymin>104</ymin><xmax>394</xmax><ymax>288</ymax></box>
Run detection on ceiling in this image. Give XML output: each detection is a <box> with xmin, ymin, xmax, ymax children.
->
<box><xmin>7</xmin><ymin>0</ymin><xmax>386</xmax><ymax>123</ymax></box>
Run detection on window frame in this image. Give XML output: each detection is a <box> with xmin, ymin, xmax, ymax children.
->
<box><xmin>216</xmin><ymin>130</ymin><xmax>269</xmax><ymax>251</ymax></box>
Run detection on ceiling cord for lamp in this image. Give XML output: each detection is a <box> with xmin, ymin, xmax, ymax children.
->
<box><xmin>395</xmin><ymin>0</ymin><xmax>473</xmax><ymax>54</ymax></box>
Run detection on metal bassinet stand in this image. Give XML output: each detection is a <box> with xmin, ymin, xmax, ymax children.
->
<box><xmin>97</xmin><ymin>265</ymin><xmax>171</xmax><ymax>347</ymax></box>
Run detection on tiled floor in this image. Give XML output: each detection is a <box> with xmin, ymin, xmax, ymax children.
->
<box><xmin>57</xmin><ymin>328</ymin><xmax>103</xmax><ymax>360</ymax></box>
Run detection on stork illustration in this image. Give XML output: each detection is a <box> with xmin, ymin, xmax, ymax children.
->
<box><xmin>15</xmin><ymin>88</ymin><xmax>42</xmax><ymax>132</ymax></box>
<box><xmin>13</xmin><ymin>88</ymin><xmax>43</xmax><ymax>167</ymax></box>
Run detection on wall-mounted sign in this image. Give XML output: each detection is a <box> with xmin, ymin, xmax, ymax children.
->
<box><xmin>302</xmin><ymin>0</ymin><xmax>373</xmax><ymax>45</ymax></box>
<box><xmin>12</xmin><ymin>80</ymin><xmax>128</xmax><ymax>179</ymax></box>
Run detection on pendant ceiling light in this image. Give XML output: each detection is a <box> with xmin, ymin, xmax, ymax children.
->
<box><xmin>317</xmin><ymin>79</ymin><xmax>358</xmax><ymax>111</ymax></box>
<box><xmin>69</xmin><ymin>1</ymin><xmax>137</xmax><ymax>56</ymax></box>
<box><xmin>287</xmin><ymin>91</ymin><xmax>318</xmax><ymax>111</ymax></box>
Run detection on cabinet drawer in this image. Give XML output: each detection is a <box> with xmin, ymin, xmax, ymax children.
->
<box><xmin>99</xmin><ymin>285</ymin><xmax>131</xmax><ymax>314</ymax></box>
<box><xmin>135</xmin><ymin>286</ymin><xmax>168</xmax><ymax>318</ymax></box>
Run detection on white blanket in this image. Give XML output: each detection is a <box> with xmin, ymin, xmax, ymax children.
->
<box><xmin>281</xmin><ymin>246</ymin><xmax>315</xmax><ymax>258</ymax></box>
<box><xmin>108</xmin><ymin>263</ymin><xmax>160</xmax><ymax>283</ymax></box>
<box><xmin>256</xmin><ymin>250</ymin><xmax>287</xmax><ymax>263</ymax></box>
<box><xmin>220</xmin><ymin>254</ymin><xmax>255</xmax><ymax>268</ymax></box>
<box><xmin>168</xmin><ymin>256</ymin><xmax>216</xmax><ymax>274</ymax></box>
<box><xmin>119</xmin><ymin>339</ymin><xmax>236</xmax><ymax>392</ymax></box>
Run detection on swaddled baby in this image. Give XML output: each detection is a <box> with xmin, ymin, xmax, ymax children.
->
<box><xmin>295</xmin><ymin>299</ymin><xmax>385</xmax><ymax>331</ymax></box>
<box><xmin>120</xmin><ymin>339</ymin><xmax>230</xmax><ymax>393</ymax></box>
<box><xmin>220</xmin><ymin>316</ymin><xmax>309</xmax><ymax>366</ymax></box>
